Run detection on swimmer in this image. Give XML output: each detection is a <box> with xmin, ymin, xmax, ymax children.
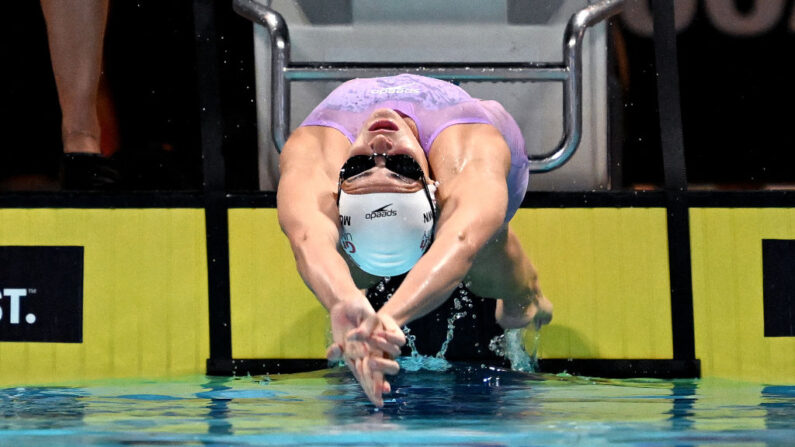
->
<box><xmin>277</xmin><ymin>74</ymin><xmax>552</xmax><ymax>407</ymax></box>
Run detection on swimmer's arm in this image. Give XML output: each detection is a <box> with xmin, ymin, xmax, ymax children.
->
<box><xmin>377</xmin><ymin>125</ymin><xmax>511</xmax><ymax>326</ymax></box>
<box><xmin>279</xmin><ymin>132</ymin><xmax>400</xmax><ymax>408</ymax></box>
<box><xmin>276</xmin><ymin>128</ymin><xmax>364</xmax><ymax>311</ymax></box>
<box><xmin>278</xmin><ymin>137</ymin><xmax>398</xmax><ymax>407</ymax></box>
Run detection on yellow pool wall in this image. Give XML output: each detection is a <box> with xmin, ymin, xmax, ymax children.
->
<box><xmin>0</xmin><ymin>209</ymin><xmax>209</xmax><ymax>386</ymax></box>
<box><xmin>1</xmin><ymin>205</ymin><xmax>793</xmax><ymax>385</ymax></box>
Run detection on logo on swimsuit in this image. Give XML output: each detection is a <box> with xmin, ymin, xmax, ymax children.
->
<box><xmin>339</xmin><ymin>215</ymin><xmax>351</xmax><ymax>226</ymax></box>
<box><xmin>365</xmin><ymin>204</ymin><xmax>397</xmax><ymax>220</ymax></box>
<box><xmin>423</xmin><ymin>211</ymin><xmax>433</xmax><ymax>223</ymax></box>
<box><xmin>369</xmin><ymin>85</ymin><xmax>420</xmax><ymax>95</ymax></box>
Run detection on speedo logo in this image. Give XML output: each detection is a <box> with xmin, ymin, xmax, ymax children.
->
<box><xmin>365</xmin><ymin>204</ymin><xmax>397</xmax><ymax>220</ymax></box>
<box><xmin>369</xmin><ymin>86</ymin><xmax>420</xmax><ymax>95</ymax></box>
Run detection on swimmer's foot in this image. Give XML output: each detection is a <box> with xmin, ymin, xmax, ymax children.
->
<box><xmin>59</xmin><ymin>128</ymin><xmax>120</xmax><ymax>190</ymax></box>
<box><xmin>62</xmin><ymin>129</ymin><xmax>102</xmax><ymax>155</ymax></box>
<box><xmin>495</xmin><ymin>293</ymin><xmax>553</xmax><ymax>330</ymax></box>
<box><xmin>61</xmin><ymin>153</ymin><xmax>120</xmax><ymax>190</ymax></box>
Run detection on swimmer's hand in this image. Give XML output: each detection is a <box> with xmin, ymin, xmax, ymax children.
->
<box><xmin>350</xmin><ymin>312</ymin><xmax>406</xmax><ymax>356</ymax></box>
<box><xmin>327</xmin><ymin>297</ymin><xmax>401</xmax><ymax>407</ymax></box>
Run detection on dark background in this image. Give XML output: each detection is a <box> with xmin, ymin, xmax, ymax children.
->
<box><xmin>619</xmin><ymin>0</ymin><xmax>795</xmax><ymax>188</ymax></box>
<box><xmin>0</xmin><ymin>0</ymin><xmax>258</xmax><ymax>190</ymax></box>
<box><xmin>0</xmin><ymin>0</ymin><xmax>792</xmax><ymax>191</ymax></box>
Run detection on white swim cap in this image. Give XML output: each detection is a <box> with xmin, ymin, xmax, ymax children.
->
<box><xmin>338</xmin><ymin>185</ymin><xmax>436</xmax><ymax>277</ymax></box>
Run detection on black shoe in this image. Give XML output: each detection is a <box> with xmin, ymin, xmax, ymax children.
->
<box><xmin>61</xmin><ymin>153</ymin><xmax>121</xmax><ymax>190</ymax></box>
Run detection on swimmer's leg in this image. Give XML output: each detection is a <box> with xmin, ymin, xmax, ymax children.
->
<box><xmin>41</xmin><ymin>0</ymin><xmax>109</xmax><ymax>155</ymax></box>
<box><xmin>466</xmin><ymin>226</ymin><xmax>552</xmax><ymax>329</ymax></box>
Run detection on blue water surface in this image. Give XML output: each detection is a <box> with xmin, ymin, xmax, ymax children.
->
<box><xmin>0</xmin><ymin>363</ymin><xmax>792</xmax><ymax>446</ymax></box>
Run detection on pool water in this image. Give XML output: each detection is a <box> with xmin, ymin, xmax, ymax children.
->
<box><xmin>1</xmin><ymin>363</ymin><xmax>793</xmax><ymax>446</ymax></box>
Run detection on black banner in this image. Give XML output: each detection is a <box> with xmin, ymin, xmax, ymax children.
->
<box><xmin>762</xmin><ymin>240</ymin><xmax>795</xmax><ymax>337</ymax></box>
<box><xmin>0</xmin><ymin>246</ymin><xmax>83</xmax><ymax>343</ymax></box>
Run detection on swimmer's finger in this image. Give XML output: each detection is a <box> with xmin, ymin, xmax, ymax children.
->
<box><xmin>375</xmin><ymin>330</ymin><xmax>406</xmax><ymax>347</ymax></box>
<box><xmin>360</xmin><ymin>356</ymin><xmax>384</xmax><ymax>407</ymax></box>
<box><xmin>368</xmin><ymin>356</ymin><xmax>400</xmax><ymax>376</ymax></box>
<box><xmin>345</xmin><ymin>357</ymin><xmax>356</xmax><ymax>374</ymax></box>
<box><xmin>350</xmin><ymin>357</ymin><xmax>365</xmax><ymax>387</ymax></box>
<box><xmin>344</xmin><ymin>339</ymin><xmax>367</xmax><ymax>359</ymax></box>
<box><xmin>369</xmin><ymin>335</ymin><xmax>401</xmax><ymax>358</ymax></box>
<box><xmin>346</xmin><ymin>326</ymin><xmax>366</xmax><ymax>342</ymax></box>
<box><xmin>382</xmin><ymin>331</ymin><xmax>406</xmax><ymax>346</ymax></box>
<box><xmin>382</xmin><ymin>380</ymin><xmax>391</xmax><ymax>394</ymax></box>
<box><xmin>372</xmin><ymin>372</ymin><xmax>385</xmax><ymax>407</ymax></box>
<box><xmin>326</xmin><ymin>343</ymin><xmax>343</xmax><ymax>362</ymax></box>
<box><xmin>348</xmin><ymin>329</ymin><xmax>370</xmax><ymax>343</ymax></box>
<box><xmin>349</xmin><ymin>314</ymin><xmax>380</xmax><ymax>342</ymax></box>
<box><xmin>345</xmin><ymin>358</ymin><xmax>361</xmax><ymax>387</ymax></box>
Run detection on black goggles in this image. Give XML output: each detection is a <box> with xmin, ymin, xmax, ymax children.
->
<box><xmin>337</xmin><ymin>152</ymin><xmax>437</xmax><ymax>226</ymax></box>
<box><xmin>339</xmin><ymin>153</ymin><xmax>424</xmax><ymax>182</ymax></box>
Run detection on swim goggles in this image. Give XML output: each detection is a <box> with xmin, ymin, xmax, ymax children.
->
<box><xmin>337</xmin><ymin>153</ymin><xmax>437</xmax><ymax>222</ymax></box>
<box><xmin>339</xmin><ymin>153</ymin><xmax>424</xmax><ymax>181</ymax></box>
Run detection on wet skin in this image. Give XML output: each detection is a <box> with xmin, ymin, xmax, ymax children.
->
<box><xmin>279</xmin><ymin>106</ymin><xmax>552</xmax><ymax>407</ymax></box>
<box><xmin>340</xmin><ymin>108</ymin><xmax>430</xmax><ymax>196</ymax></box>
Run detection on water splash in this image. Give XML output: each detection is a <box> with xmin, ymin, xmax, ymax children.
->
<box><xmin>489</xmin><ymin>328</ymin><xmax>539</xmax><ymax>372</ymax></box>
<box><xmin>434</xmin><ymin>285</ymin><xmax>471</xmax><ymax>361</ymax></box>
<box><xmin>403</xmin><ymin>326</ymin><xmax>420</xmax><ymax>357</ymax></box>
<box><xmin>396</xmin><ymin>283</ymin><xmax>477</xmax><ymax>372</ymax></box>
<box><xmin>345</xmin><ymin>281</ymin><xmax>543</xmax><ymax>374</ymax></box>
<box><xmin>436</xmin><ymin>306</ymin><xmax>467</xmax><ymax>360</ymax></box>
<box><xmin>398</xmin><ymin>355</ymin><xmax>451</xmax><ymax>372</ymax></box>
<box><xmin>398</xmin><ymin>326</ymin><xmax>451</xmax><ymax>372</ymax></box>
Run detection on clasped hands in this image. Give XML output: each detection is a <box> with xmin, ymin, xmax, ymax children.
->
<box><xmin>326</xmin><ymin>296</ymin><xmax>406</xmax><ymax>407</ymax></box>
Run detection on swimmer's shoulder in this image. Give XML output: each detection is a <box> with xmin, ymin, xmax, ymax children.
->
<box><xmin>283</xmin><ymin>126</ymin><xmax>349</xmax><ymax>166</ymax></box>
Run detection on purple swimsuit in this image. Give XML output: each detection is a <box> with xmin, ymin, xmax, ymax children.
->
<box><xmin>299</xmin><ymin>74</ymin><xmax>529</xmax><ymax>223</ymax></box>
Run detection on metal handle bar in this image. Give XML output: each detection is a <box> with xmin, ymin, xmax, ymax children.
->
<box><xmin>234</xmin><ymin>0</ymin><xmax>624</xmax><ymax>173</ymax></box>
